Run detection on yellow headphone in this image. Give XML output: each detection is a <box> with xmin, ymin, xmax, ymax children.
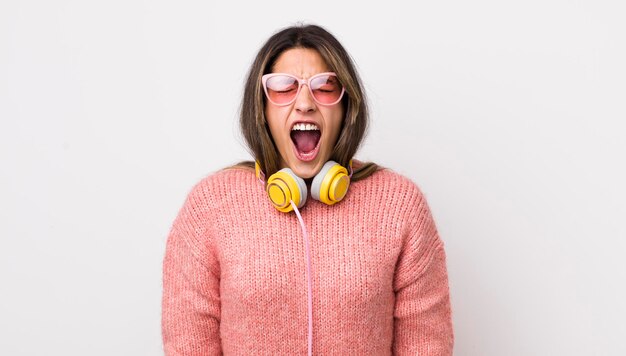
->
<box><xmin>255</xmin><ymin>160</ymin><xmax>352</xmax><ymax>213</ymax></box>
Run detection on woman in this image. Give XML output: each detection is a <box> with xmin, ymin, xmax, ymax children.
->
<box><xmin>162</xmin><ymin>24</ymin><xmax>453</xmax><ymax>355</ymax></box>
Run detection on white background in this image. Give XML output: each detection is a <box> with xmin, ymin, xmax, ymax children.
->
<box><xmin>1</xmin><ymin>1</ymin><xmax>625</xmax><ymax>355</ymax></box>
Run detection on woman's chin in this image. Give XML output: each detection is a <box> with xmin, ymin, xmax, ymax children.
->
<box><xmin>286</xmin><ymin>158</ymin><xmax>325</xmax><ymax>179</ymax></box>
<box><xmin>290</xmin><ymin>164</ymin><xmax>319</xmax><ymax>179</ymax></box>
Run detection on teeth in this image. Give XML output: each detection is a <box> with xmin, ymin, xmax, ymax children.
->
<box><xmin>291</xmin><ymin>123</ymin><xmax>320</xmax><ymax>131</ymax></box>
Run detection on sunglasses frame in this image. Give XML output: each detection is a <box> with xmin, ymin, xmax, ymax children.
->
<box><xmin>261</xmin><ymin>72</ymin><xmax>345</xmax><ymax>106</ymax></box>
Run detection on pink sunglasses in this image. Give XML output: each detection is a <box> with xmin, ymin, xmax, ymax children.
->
<box><xmin>262</xmin><ymin>72</ymin><xmax>345</xmax><ymax>106</ymax></box>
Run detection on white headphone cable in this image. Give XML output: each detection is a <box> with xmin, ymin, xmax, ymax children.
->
<box><xmin>291</xmin><ymin>200</ymin><xmax>313</xmax><ymax>356</ymax></box>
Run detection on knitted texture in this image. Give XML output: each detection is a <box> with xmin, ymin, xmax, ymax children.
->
<box><xmin>162</xmin><ymin>167</ymin><xmax>453</xmax><ymax>355</ymax></box>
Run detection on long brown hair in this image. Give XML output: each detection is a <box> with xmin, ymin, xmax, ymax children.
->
<box><xmin>235</xmin><ymin>24</ymin><xmax>379</xmax><ymax>181</ymax></box>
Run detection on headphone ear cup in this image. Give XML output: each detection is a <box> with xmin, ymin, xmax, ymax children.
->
<box><xmin>311</xmin><ymin>161</ymin><xmax>350</xmax><ymax>205</ymax></box>
<box><xmin>265</xmin><ymin>168</ymin><xmax>308</xmax><ymax>212</ymax></box>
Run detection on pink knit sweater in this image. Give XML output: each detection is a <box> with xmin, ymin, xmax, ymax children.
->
<box><xmin>162</xmin><ymin>167</ymin><xmax>453</xmax><ymax>355</ymax></box>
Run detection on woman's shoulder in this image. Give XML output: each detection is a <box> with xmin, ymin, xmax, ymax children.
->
<box><xmin>350</xmin><ymin>165</ymin><xmax>434</xmax><ymax>217</ymax></box>
<box><xmin>193</xmin><ymin>166</ymin><xmax>255</xmax><ymax>188</ymax></box>
<box><xmin>181</xmin><ymin>166</ymin><xmax>257</xmax><ymax>208</ymax></box>
<box><xmin>357</xmin><ymin>166</ymin><xmax>426</xmax><ymax>197</ymax></box>
<box><xmin>353</xmin><ymin>166</ymin><xmax>439</xmax><ymax>235</ymax></box>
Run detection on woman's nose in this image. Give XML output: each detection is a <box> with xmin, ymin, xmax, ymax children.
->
<box><xmin>294</xmin><ymin>85</ymin><xmax>316</xmax><ymax>113</ymax></box>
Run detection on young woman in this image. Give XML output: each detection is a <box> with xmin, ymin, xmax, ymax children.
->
<box><xmin>162</xmin><ymin>24</ymin><xmax>453</xmax><ymax>355</ymax></box>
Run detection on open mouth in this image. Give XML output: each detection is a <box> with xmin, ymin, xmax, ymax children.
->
<box><xmin>290</xmin><ymin>122</ymin><xmax>321</xmax><ymax>161</ymax></box>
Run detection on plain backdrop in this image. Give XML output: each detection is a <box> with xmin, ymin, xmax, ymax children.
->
<box><xmin>1</xmin><ymin>0</ymin><xmax>625</xmax><ymax>355</ymax></box>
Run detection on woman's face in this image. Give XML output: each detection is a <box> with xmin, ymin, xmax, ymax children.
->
<box><xmin>265</xmin><ymin>47</ymin><xmax>344</xmax><ymax>179</ymax></box>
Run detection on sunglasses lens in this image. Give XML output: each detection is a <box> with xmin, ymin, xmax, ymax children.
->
<box><xmin>265</xmin><ymin>76</ymin><xmax>299</xmax><ymax>105</ymax></box>
<box><xmin>264</xmin><ymin>73</ymin><xmax>344</xmax><ymax>105</ymax></box>
<box><xmin>310</xmin><ymin>74</ymin><xmax>343</xmax><ymax>104</ymax></box>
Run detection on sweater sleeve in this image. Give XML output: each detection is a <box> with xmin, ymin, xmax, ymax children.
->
<box><xmin>392</xmin><ymin>187</ymin><xmax>454</xmax><ymax>355</ymax></box>
<box><xmin>162</xmin><ymin>181</ymin><xmax>222</xmax><ymax>356</ymax></box>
